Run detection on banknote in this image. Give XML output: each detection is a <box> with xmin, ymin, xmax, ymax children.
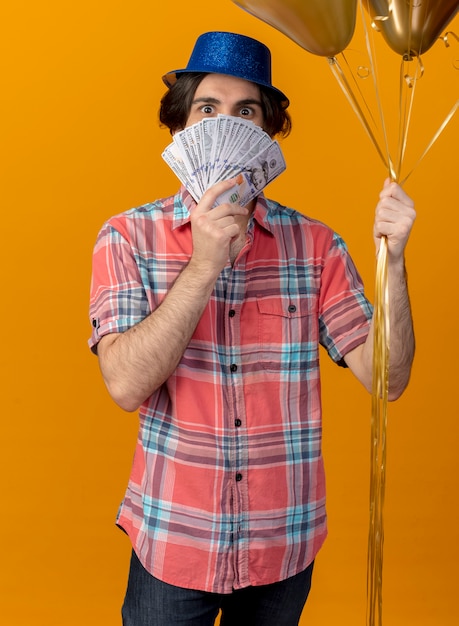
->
<box><xmin>213</xmin><ymin>140</ymin><xmax>286</xmax><ymax>207</ymax></box>
<box><xmin>162</xmin><ymin>115</ymin><xmax>286</xmax><ymax>203</ymax></box>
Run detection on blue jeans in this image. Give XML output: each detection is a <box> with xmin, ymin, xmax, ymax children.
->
<box><xmin>122</xmin><ymin>550</ymin><xmax>314</xmax><ymax>626</ymax></box>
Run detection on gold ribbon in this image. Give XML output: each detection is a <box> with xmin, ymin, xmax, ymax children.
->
<box><xmin>400</xmin><ymin>99</ymin><xmax>458</xmax><ymax>186</ymax></box>
<box><xmin>398</xmin><ymin>31</ymin><xmax>459</xmax><ymax>185</ymax></box>
<box><xmin>326</xmin><ymin>14</ymin><xmax>391</xmax><ymax>622</ymax></box>
<box><xmin>367</xmin><ymin>235</ymin><xmax>390</xmax><ymax>626</ymax></box>
<box><xmin>327</xmin><ymin>55</ymin><xmax>394</xmax><ymax>177</ymax></box>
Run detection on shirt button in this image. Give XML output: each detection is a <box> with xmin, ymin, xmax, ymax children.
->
<box><xmin>235</xmin><ymin>473</ymin><xmax>243</xmax><ymax>481</ymax></box>
<box><xmin>288</xmin><ymin>304</ymin><xmax>297</xmax><ymax>313</ymax></box>
<box><xmin>230</xmin><ymin>364</ymin><xmax>238</xmax><ymax>372</ymax></box>
<box><xmin>229</xmin><ymin>309</ymin><xmax>236</xmax><ymax>317</ymax></box>
<box><xmin>235</xmin><ymin>419</ymin><xmax>242</xmax><ymax>427</ymax></box>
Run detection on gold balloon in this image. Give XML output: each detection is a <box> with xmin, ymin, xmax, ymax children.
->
<box><xmin>232</xmin><ymin>0</ymin><xmax>358</xmax><ymax>57</ymax></box>
<box><xmin>364</xmin><ymin>0</ymin><xmax>459</xmax><ymax>57</ymax></box>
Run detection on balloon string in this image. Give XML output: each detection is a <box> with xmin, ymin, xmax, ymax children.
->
<box><xmin>327</xmin><ymin>56</ymin><xmax>390</xmax><ymax>173</ymax></box>
<box><xmin>329</xmin><ymin>9</ymin><xmax>393</xmax><ymax>623</ymax></box>
<box><xmin>356</xmin><ymin>7</ymin><xmax>391</xmax><ymax>620</ymax></box>
<box><xmin>367</xmin><ymin>235</ymin><xmax>390</xmax><ymax>626</ymax></box>
<box><xmin>396</xmin><ymin>56</ymin><xmax>423</xmax><ymax>180</ymax></box>
<box><xmin>440</xmin><ymin>31</ymin><xmax>459</xmax><ymax>69</ymax></box>
<box><xmin>400</xmin><ymin>99</ymin><xmax>458</xmax><ymax>186</ymax></box>
<box><xmin>357</xmin><ymin>0</ymin><xmax>394</xmax><ymax>180</ymax></box>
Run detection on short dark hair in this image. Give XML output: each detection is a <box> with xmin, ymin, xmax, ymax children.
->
<box><xmin>159</xmin><ymin>73</ymin><xmax>292</xmax><ymax>138</ymax></box>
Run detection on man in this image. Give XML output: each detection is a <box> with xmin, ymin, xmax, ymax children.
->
<box><xmin>89</xmin><ymin>31</ymin><xmax>415</xmax><ymax>626</ymax></box>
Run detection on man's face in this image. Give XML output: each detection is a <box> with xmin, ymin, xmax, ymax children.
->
<box><xmin>185</xmin><ymin>73</ymin><xmax>264</xmax><ymax>129</ymax></box>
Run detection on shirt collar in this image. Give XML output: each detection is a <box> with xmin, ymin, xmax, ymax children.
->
<box><xmin>252</xmin><ymin>194</ymin><xmax>276</xmax><ymax>236</ymax></box>
<box><xmin>172</xmin><ymin>186</ymin><xmax>195</xmax><ymax>229</ymax></box>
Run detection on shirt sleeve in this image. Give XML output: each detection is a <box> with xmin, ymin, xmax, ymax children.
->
<box><xmin>318</xmin><ymin>232</ymin><xmax>373</xmax><ymax>365</ymax></box>
<box><xmin>88</xmin><ymin>220</ymin><xmax>150</xmax><ymax>353</ymax></box>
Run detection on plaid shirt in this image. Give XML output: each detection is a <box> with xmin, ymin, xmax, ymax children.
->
<box><xmin>89</xmin><ymin>188</ymin><xmax>372</xmax><ymax>593</ymax></box>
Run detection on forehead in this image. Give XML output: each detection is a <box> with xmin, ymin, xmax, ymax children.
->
<box><xmin>192</xmin><ymin>73</ymin><xmax>261</xmax><ymax>99</ymax></box>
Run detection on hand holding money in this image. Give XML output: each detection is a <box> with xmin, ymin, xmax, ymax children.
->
<box><xmin>188</xmin><ymin>178</ymin><xmax>249</xmax><ymax>275</ymax></box>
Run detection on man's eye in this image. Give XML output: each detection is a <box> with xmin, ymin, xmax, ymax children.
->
<box><xmin>240</xmin><ymin>107</ymin><xmax>252</xmax><ymax>116</ymax></box>
<box><xmin>201</xmin><ymin>105</ymin><xmax>214</xmax><ymax>114</ymax></box>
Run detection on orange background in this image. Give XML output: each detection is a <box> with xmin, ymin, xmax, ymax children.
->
<box><xmin>1</xmin><ymin>2</ymin><xmax>457</xmax><ymax>625</ymax></box>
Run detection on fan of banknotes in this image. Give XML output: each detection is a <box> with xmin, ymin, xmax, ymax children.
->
<box><xmin>162</xmin><ymin>115</ymin><xmax>286</xmax><ymax>207</ymax></box>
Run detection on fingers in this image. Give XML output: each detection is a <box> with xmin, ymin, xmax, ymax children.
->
<box><xmin>379</xmin><ymin>180</ymin><xmax>414</xmax><ymax>209</ymax></box>
<box><xmin>192</xmin><ymin>178</ymin><xmax>248</xmax><ymax>243</ymax></box>
<box><xmin>189</xmin><ymin>179</ymin><xmax>250</xmax><ymax>273</ymax></box>
<box><xmin>373</xmin><ymin>180</ymin><xmax>416</xmax><ymax>260</ymax></box>
<box><xmin>195</xmin><ymin>178</ymin><xmax>247</xmax><ymax>216</ymax></box>
<box><xmin>376</xmin><ymin>181</ymin><xmax>416</xmax><ymax>224</ymax></box>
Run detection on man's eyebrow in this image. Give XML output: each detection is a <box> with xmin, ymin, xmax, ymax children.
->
<box><xmin>191</xmin><ymin>97</ymin><xmax>221</xmax><ymax>105</ymax></box>
<box><xmin>190</xmin><ymin>97</ymin><xmax>263</xmax><ymax>107</ymax></box>
<box><xmin>235</xmin><ymin>98</ymin><xmax>263</xmax><ymax>107</ymax></box>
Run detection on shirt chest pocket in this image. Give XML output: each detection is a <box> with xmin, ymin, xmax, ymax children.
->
<box><xmin>256</xmin><ymin>296</ymin><xmax>319</xmax><ymax>373</ymax></box>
